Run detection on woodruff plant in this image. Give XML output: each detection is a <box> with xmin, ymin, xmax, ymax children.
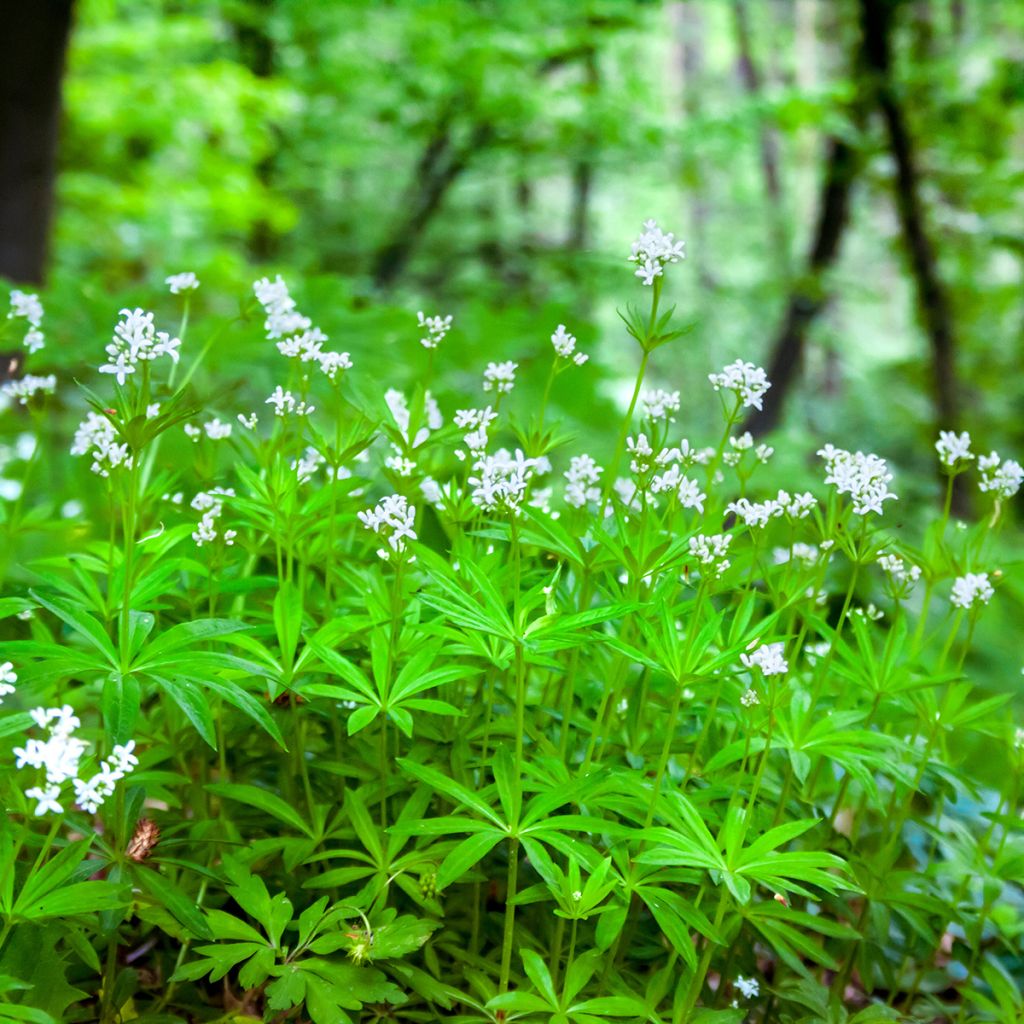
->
<box><xmin>0</xmin><ymin>222</ymin><xmax>1022</xmax><ymax>1024</ymax></box>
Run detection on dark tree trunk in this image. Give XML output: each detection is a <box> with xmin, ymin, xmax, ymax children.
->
<box><xmin>732</xmin><ymin>0</ymin><xmax>790</xmax><ymax>271</ymax></box>
<box><xmin>0</xmin><ymin>1</ymin><xmax>75</xmax><ymax>285</ymax></box>
<box><xmin>675</xmin><ymin>0</ymin><xmax>716</xmax><ymax>291</ymax></box>
<box><xmin>371</xmin><ymin>113</ymin><xmax>492</xmax><ymax>291</ymax></box>
<box><xmin>744</xmin><ymin>135</ymin><xmax>860</xmax><ymax>435</ymax></box>
<box><xmin>568</xmin><ymin>49</ymin><xmax>598</xmax><ymax>251</ymax></box>
<box><xmin>859</xmin><ymin>0</ymin><xmax>959</xmax><ymax>431</ymax></box>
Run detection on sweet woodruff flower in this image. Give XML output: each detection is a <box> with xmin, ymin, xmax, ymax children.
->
<box><xmin>469</xmin><ymin>449</ymin><xmax>539</xmax><ymax>515</ymax></box>
<box><xmin>359</xmin><ymin>494</ymin><xmax>417</xmax><ymax>559</ymax></box>
<box><xmin>641</xmin><ymin>388</ymin><xmax>681</xmax><ymax>421</ymax></box>
<box><xmin>740</xmin><ymin>642</ymin><xmax>788</xmax><ymax>677</ymax></box>
<box><xmin>265</xmin><ymin>386</ymin><xmax>313</xmax><ymax>417</ymax></box>
<box><xmin>0</xmin><ymin>660</ymin><xmax>16</xmax><ymax>703</ymax></box>
<box><xmin>0</xmin><ymin>374</ymin><xmax>56</xmax><ymax>406</ymax></box>
<box><xmin>818</xmin><ymin>444</ymin><xmax>897</xmax><ymax>516</ymax></box>
<box><xmin>254</xmin><ymin>275</ymin><xmax>311</xmax><ymax>339</ymax></box>
<box><xmin>564</xmin><ymin>454</ymin><xmax>603</xmax><ymax>509</ymax></box>
<box><xmin>628</xmin><ymin>218</ymin><xmax>685</xmax><ymax>285</ymax></box>
<box><xmin>8</xmin><ymin>289</ymin><xmax>44</xmax><ymax>353</ymax></box>
<box><xmin>878</xmin><ymin>553</ymin><xmax>922</xmax><ymax>596</ymax></box>
<box><xmin>978</xmin><ymin>451</ymin><xmax>1023</xmax><ymax>499</ymax></box>
<box><xmin>70</xmin><ymin>412</ymin><xmax>131</xmax><ymax>478</ymax></box>
<box><xmin>950</xmin><ymin>572</ymin><xmax>994</xmax><ymax>610</ymax></box>
<box><xmin>165</xmin><ymin>271</ymin><xmax>199</xmax><ymax>294</ymax></box>
<box><xmin>735</xmin><ymin>976</ymin><xmax>760</xmax><ymax>999</ymax></box>
<box><xmin>688</xmin><ymin>533</ymin><xmax>732</xmax><ymax>578</ymax></box>
<box><xmin>551</xmin><ymin>324</ymin><xmax>588</xmax><ymax>366</ymax></box>
<box><xmin>417</xmin><ymin>311</ymin><xmax>453</xmax><ymax>349</ymax></box>
<box><xmin>935</xmin><ymin>429</ymin><xmax>973</xmax><ymax>468</ymax></box>
<box><xmin>454</xmin><ymin>406</ymin><xmax>497</xmax><ymax>457</ymax></box>
<box><xmin>708</xmin><ymin>360</ymin><xmax>771</xmax><ymax>411</ymax></box>
<box><xmin>191</xmin><ymin>488</ymin><xmax>236</xmax><ymax>547</ymax></box>
<box><xmin>98</xmin><ymin>307</ymin><xmax>181</xmax><ymax>386</ymax></box>
<box><xmin>483</xmin><ymin>360</ymin><xmax>517</xmax><ymax>394</ymax></box>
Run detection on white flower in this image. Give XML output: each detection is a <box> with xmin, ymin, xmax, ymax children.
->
<box><xmin>191</xmin><ymin>488</ymin><xmax>235</xmax><ymax>546</ymax></box>
<box><xmin>551</xmin><ymin>324</ymin><xmax>588</xmax><ymax>366</ymax></box>
<box><xmin>0</xmin><ymin>660</ymin><xmax>16</xmax><ymax>703</ymax></box>
<box><xmin>99</xmin><ymin>307</ymin><xmax>180</xmax><ymax>384</ymax></box>
<box><xmin>676</xmin><ymin>476</ymin><xmax>706</xmax><ymax>513</ymax></box>
<box><xmin>708</xmin><ymin>360</ymin><xmax>771</xmax><ymax>411</ymax></box>
<box><xmin>358</xmin><ymin>494</ymin><xmax>417</xmax><ymax>559</ymax></box>
<box><xmin>454</xmin><ymin>406</ymin><xmax>497</xmax><ymax>456</ymax></box>
<box><xmin>385</xmin><ymin>448</ymin><xmax>417</xmax><ymax>477</ymax></box>
<box><xmin>740</xmin><ymin>689</ymin><xmax>760</xmax><ymax>708</ymax></box>
<box><xmin>23</xmin><ymin>329</ymin><xmax>44</xmax><ymax>354</ymax></box>
<box><xmin>265</xmin><ymin>386</ymin><xmax>312</xmax><ymax>417</ymax></box>
<box><xmin>184</xmin><ymin>423</ymin><xmax>201</xmax><ymax>442</ymax></box>
<box><xmin>627</xmin><ymin>433</ymin><xmax>656</xmax><ymax>476</ymax></box>
<box><xmin>165</xmin><ymin>271</ymin><xmax>200</xmax><ymax>294</ymax></box>
<box><xmin>818</xmin><ymin>445</ymin><xmax>897</xmax><ymax>516</ymax></box>
<box><xmin>735</xmin><ymin>975</ymin><xmax>760</xmax><ymax>999</ymax></box>
<box><xmin>740</xmin><ymin>642</ymin><xmax>788</xmax><ymax>677</ymax></box>
<box><xmin>878</xmin><ymin>553</ymin><xmax>922</xmax><ymax>597</ymax></box>
<box><xmin>564</xmin><ymin>454</ymin><xmax>603</xmax><ymax>509</ymax></box>
<box><xmin>641</xmin><ymin>389</ymin><xmax>681</xmax><ymax>421</ymax></box>
<box><xmin>950</xmin><ymin>572</ymin><xmax>994</xmax><ymax>610</ymax></box>
<box><xmin>203</xmin><ymin>418</ymin><xmax>232</xmax><ymax>440</ymax></box>
<box><xmin>978</xmin><ymin>451</ymin><xmax>1023</xmax><ymax>500</ymax></box>
<box><xmin>253</xmin><ymin>275</ymin><xmax>311</xmax><ymax>339</ymax></box>
<box><xmin>70</xmin><ymin>412</ymin><xmax>131</xmax><ymax>478</ymax></box>
<box><xmin>726</xmin><ymin>497</ymin><xmax>781</xmax><ymax>529</ymax></box>
<box><xmin>293</xmin><ymin>446</ymin><xmax>325</xmax><ymax>483</ymax></box>
<box><xmin>469</xmin><ymin>449</ymin><xmax>539</xmax><ymax>515</ymax></box>
<box><xmin>318</xmin><ymin>350</ymin><xmax>353</xmax><ymax>380</ymax></box>
<box><xmin>237</xmin><ymin>413</ymin><xmax>259</xmax><ymax>430</ymax></box>
<box><xmin>773</xmin><ymin>543</ymin><xmax>819</xmax><ymax>566</ymax></box>
<box><xmin>26</xmin><ymin>784</ymin><xmax>63</xmax><ymax>817</ymax></box>
<box><xmin>9</xmin><ymin>290</ymin><xmax>43</xmax><ymax>327</ymax></box>
<box><xmin>688</xmin><ymin>533</ymin><xmax>732</xmax><ymax>578</ymax></box>
<box><xmin>0</xmin><ymin>374</ymin><xmax>56</xmax><ymax>406</ymax></box>
<box><xmin>628</xmin><ymin>219</ymin><xmax>685</xmax><ymax>285</ymax></box>
<box><xmin>483</xmin><ymin>360</ymin><xmax>517</xmax><ymax>394</ymax></box>
<box><xmin>417</xmin><ymin>311</ymin><xmax>453</xmax><ymax>350</ymax></box>
<box><xmin>935</xmin><ymin>430</ymin><xmax>973</xmax><ymax>468</ymax></box>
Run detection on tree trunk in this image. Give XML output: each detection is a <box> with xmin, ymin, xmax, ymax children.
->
<box><xmin>732</xmin><ymin>0</ymin><xmax>790</xmax><ymax>273</ymax></box>
<box><xmin>743</xmin><ymin>134</ymin><xmax>860</xmax><ymax>435</ymax></box>
<box><xmin>859</xmin><ymin>0</ymin><xmax>959</xmax><ymax>431</ymax></box>
<box><xmin>568</xmin><ymin>48</ymin><xmax>599</xmax><ymax>252</ymax></box>
<box><xmin>0</xmin><ymin>1</ymin><xmax>75</xmax><ymax>285</ymax></box>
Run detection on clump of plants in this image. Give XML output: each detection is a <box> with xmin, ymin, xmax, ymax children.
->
<box><xmin>0</xmin><ymin>226</ymin><xmax>1022</xmax><ymax>1024</ymax></box>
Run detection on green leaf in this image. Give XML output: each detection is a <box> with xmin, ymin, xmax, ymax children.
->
<box><xmin>133</xmin><ymin>867</ymin><xmax>212</xmax><ymax>939</ymax></box>
<box><xmin>436</xmin><ymin>832</ymin><xmax>505</xmax><ymax>890</ymax></box>
<box><xmin>207</xmin><ymin>783</ymin><xmax>315</xmax><ymax>838</ymax></box>
<box><xmin>101</xmin><ymin>671</ymin><xmax>141</xmax><ymax>746</ymax></box>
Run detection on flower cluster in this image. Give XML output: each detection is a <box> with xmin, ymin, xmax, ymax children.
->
<box><xmin>740</xmin><ymin>642</ymin><xmax>788</xmax><ymax>677</ymax></box>
<box><xmin>935</xmin><ymin>430</ymin><xmax>972</xmax><ymax>468</ymax></box>
<box><xmin>878</xmin><ymin>553</ymin><xmax>922</xmax><ymax>598</ymax></box>
<box><xmin>99</xmin><ymin>308</ymin><xmax>181</xmax><ymax>385</ymax></box>
<box><xmin>688</xmin><ymin>533</ymin><xmax>732</xmax><ymax>578</ymax></box>
<box><xmin>483</xmin><ymin>360</ymin><xmax>517</xmax><ymax>394</ymax></box>
<box><xmin>950</xmin><ymin>572</ymin><xmax>994</xmax><ymax>610</ymax></box>
<box><xmin>417</xmin><ymin>311</ymin><xmax>453</xmax><ymax>350</ymax></box>
<box><xmin>71</xmin><ymin>412</ymin><xmax>131</xmax><ymax>477</ymax></box>
<box><xmin>0</xmin><ymin>373</ymin><xmax>57</xmax><ymax>406</ymax></box>
<box><xmin>192</xmin><ymin>488</ymin><xmax>237</xmax><ymax>547</ymax></box>
<box><xmin>0</xmin><ymin>660</ymin><xmax>16</xmax><ymax>703</ymax></box>
<box><xmin>8</xmin><ymin>289</ymin><xmax>44</xmax><ymax>353</ymax></box>
<box><xmin>628</xmin><ymin>218</ymin><xmax>686</xmax><ymax>286</ymax></box>
<box><xmin>641</xmin><ymin>389</ymin><xmax>681</xmax><ymax>422</ymax></box>
<box><xmin>253</xmin><ymin>276</ymin><xmax>352</xmax><ymax>381</ymax></box>
<box><xmin>708</xmin><ymin>360</ymin><xmax>771</xmax><ymax>411</ymax></box>
<box><xmin>13</xmin><ymin>705</ymin><xmax>138</xmax><ymax>816</ymax></box>
<box><xmin>358</xmin><ymin>494</ymin><xmax>417</xmax><ymax>559</ymax></box>
<box><xmin>564</xmin><ymin>454</ymin><xmax>603</xmax><ymax>509</ymax></box>
<box><xmin>166</xmin><ymin>271</ymin><xmax>200</xmax><ymax>294</ymax></box>
<box><xmin>551</xmin><ymin>324</ymin><xmax>588</xmax><ymax>366</ymax></box>
<box><xmin>454</xmin><ymin>406</ymin><xmax>497</xmax><ymax>458</ymax></box>
<box><xmin>469</xmin><ymin>449</ymin><xmax>539</xmax><ymax>515</ymax></box>
<box><xmin>386</xmin><ymin>388</ymin><xmax>443</xmax><ymax>451</ymax></box>
<box><xmin>185</xmin><ymin>417</ymin><xmax>233</xmax><ymax>442</ymax></box>
<box><xmin>978</xmin><ymin>451</ymin><xmax>1023</xmax><ymax>500</ymax></box>
<box><xmin>266</xmin><ymin>386</ymin><xmax>314</xmax><ymax>417</ymax></box>
<box><xmin>818</xmin><ymin>445</ymin><xmax>897</xmax><ymax>516</ymax></box>
<box><xmin>727</xmin><ymin>490</ymin><xmax>815</xmax><ymax>528</ymax></box>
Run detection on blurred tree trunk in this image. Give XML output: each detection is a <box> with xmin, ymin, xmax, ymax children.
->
<box><xmin>731</xmin><ymin>0</ymin><xmax>790</xmax><ymax>271</ymax></box>
<box><xmin>567</xmin><ymin>48</ymin><xmax>599</xmax><ymax>252</ymax></box>
<box><xmin>0</xmin><ymin>1</ymin><xmax>75</xmax><ymax>285</ymax></box>
<box><xmin>229</xmin><ymin>0</ymin><xmax>277</xmax><ymax>262</ymax></box>
<box><xmin>859</xmin><ymin>0</ymin><xmax>959</xmax><ymax>433</ymax></box>
<box><xmin>744</xmin><ymin>134</ymin><xmax>860</xmax><ymax>435</ymax></box>
<box><xmin>371</xmin><ymin>110</ymin><xmax>493</xmax><ymax>290</ymax></box>
<box><xmin>674</xmin><ymin>1</ymin><xmax>716</xmax><ymax>291</ymax></box>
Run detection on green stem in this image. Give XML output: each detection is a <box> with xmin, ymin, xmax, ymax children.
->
<box><xmin>498</xmin><ymin>837</ymin><xmax>520</xmax><ymax>994</ymax></box>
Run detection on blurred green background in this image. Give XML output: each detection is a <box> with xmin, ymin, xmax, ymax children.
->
<box><xmin>2</xmin><ymin>0</ymin><xmax>1023</xmax><ymax>503</ymax></box>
